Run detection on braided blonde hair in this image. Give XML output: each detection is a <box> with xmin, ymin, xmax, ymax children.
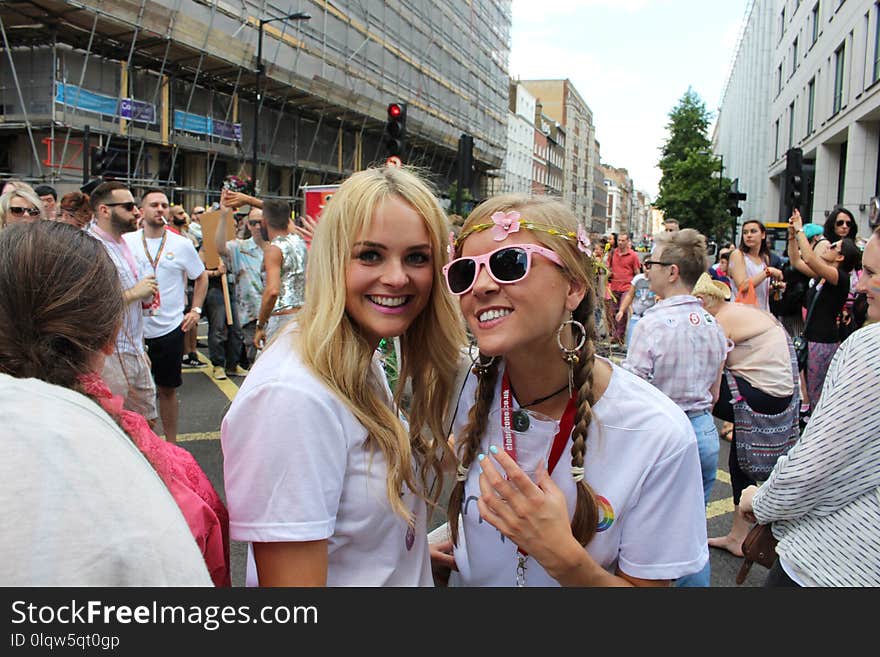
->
<box><xmin>447</xmin><ymin>194</ymin><xmax>600</xmax><ymax>546</ymax></box>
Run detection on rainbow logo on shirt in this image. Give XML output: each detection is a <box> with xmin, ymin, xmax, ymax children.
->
<box><xmin>596</xmin><ymin>495</ymin><xmax>615</xmax><ymax>532</ymax></box>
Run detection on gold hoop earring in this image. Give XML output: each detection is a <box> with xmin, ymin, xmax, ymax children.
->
<box><xmin>468</xmin><ymin>342</ymin><xmax>498</xmax><ymax>377</ymax></box>
<box><xmin>557</xmin><ymin>316</ymin><xmax>586</xmax><ymax>394</ymax></box>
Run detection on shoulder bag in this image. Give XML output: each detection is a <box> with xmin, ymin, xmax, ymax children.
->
<box><xmin>792</xmin><ymin>281</ymin><xmax>822</xmax><ymax>371</ymax></box>
<box><xmin>735</xmin><ymin>523</ymin><xmax>778</xmax><ymax>585</ymax></box>
<box><xmin>734</xmin><ymin>278</ymin><xmax>757</xmax><ymax>306</ymax></box>
<box><xmin>725</xmin><ymin>333</ymin><xmax>800</xmax><ymax>481</ymax></box>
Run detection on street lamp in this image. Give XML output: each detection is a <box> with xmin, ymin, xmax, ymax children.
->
<box><xmin>252</xmin><ymin>11</ymin><xmax>310</xmax><ymax>195</ymax></box>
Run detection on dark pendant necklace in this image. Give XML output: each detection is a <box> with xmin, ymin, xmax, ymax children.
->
<box><xmin>510</xmin><ymin>382</ymin><xmax>569</xmax><ymax>433</ymax></box>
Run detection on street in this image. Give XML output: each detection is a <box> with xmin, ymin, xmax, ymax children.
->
<box><xmin>175</xmin><ymin>326</ymin><xmax>768</xmax><ymax>587</ymax></box>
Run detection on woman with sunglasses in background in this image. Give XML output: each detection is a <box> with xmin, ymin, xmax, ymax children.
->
<box><xmin>0</xmin><ymin>187</ymin><xmax>44</xmax><ymax>230</ymax></box>
<box><xmin>729</xmin><ymin>219</ymin><xmax>783</xmax><ymax>311</ymax></box>
<box><xmin>822</xmin><ymin>205</ymin><xmax>857</xmax><ymax>243</ymax></box>
<box><xmin>788</xmin><ymin>208</ymin><xmax>861</xmax><ymax>412</ymax></box>
<box><xmin>222</xmin><ymin>166</ymin><xmax>465</xmax><ymax>586</ymax></box>
<box><xmin>432</xmin><ymin>195</ymin><xmax>707</xmax><ymax>587</ymax></box>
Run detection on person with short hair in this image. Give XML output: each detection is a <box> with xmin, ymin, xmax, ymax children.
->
<box><xmin>125</xmin><ymin>189</ymin><xmax>207</xmax><ymax>443</ymax></box>
<box><xmin>34</xmin><ymin>184</ymin><xmax>58</xmax><ymax>221</ymax></box>
<box><xmin>0</xmin><ymin>187</ymin><xmax>43</xmax><ymax>229</ymax></box>
<box><xmin>88</xmin><ymin>181</ymin><xmax>158</xmax><ymax>423</ymax></box>
<box><xmin>253</xmin><ymin>199</ymin><xmax>308</xmax><ymax>350</ymax></box>
<box><xmin>604</xmin><ymin>232</ymin><xmax>641</xmax><ymax>346</ymax></box>
<box><xmin>663</xmin><ymin>218</ymin><xmax>680</xmax><ymax>232</ymax></box>
<box><xmin>622</xmin><ymin>228</ymin><xmax>728</xmax><ymax>587</ymax></box>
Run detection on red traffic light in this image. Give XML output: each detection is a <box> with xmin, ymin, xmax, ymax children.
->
<box><xmin>388</xmin><ymin>103</ymin><xmax>402</xmax><ymax>118</ymax></box>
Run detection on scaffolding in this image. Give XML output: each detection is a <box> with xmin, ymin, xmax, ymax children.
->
<box><xmin>0</xmin><ymin>0</ymin><xmax>511</xmax><ymax>209</ymax></box>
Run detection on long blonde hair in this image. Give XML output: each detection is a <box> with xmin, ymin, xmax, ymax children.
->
<box><xmin>296</xmin><ymin>166</ymin><xmax>466</xmax><ymax>522</ymax></box>
<box><xmin>446</xmin><ymin>194</ymin><xmax>601</xmax><ymax>546</ymax></box>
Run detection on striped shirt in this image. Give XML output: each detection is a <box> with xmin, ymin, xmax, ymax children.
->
<box><xmin>88</xmin><ymin>226</ymin><xmax>146</xmax><ymax>355</ymax></box>
<box><xmin>753</xmin><ymin>322</ymin><xmax>880</xmax><ymax>586</ymax></box>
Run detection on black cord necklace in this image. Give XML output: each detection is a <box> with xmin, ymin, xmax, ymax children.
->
<box><xmin>510</xmin><ymin>382</ymin><xmax>569</xmax><ymax>432</ymax></box>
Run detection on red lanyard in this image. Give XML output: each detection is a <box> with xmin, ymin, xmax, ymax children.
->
<box><xmin>500</xmin><ymin>371</ymin><xmax>577</xmax><ymax>560</ymax></box>
<box><xmin>500</xmin><ymin>370</ymin><xmax>577</xmax><ymax>479</ymax></box>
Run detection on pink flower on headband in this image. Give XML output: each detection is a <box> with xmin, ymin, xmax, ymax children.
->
<box><xmin>491</xmin><ymin>211</ymin><xmax>521</xmax><ymax>241</ymax></box>
<box><xmin>447</xmin><ymin>231</ymin><xmax>456</xmax><ymax>258</ymax></box>
<box><xmin>577</xmin><ymin>225</ymin><xmax>591</xmax><ymax>254</ymax></box>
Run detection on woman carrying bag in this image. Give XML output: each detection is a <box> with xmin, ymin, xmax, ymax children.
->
<box><xmin>787</xmin><ymin>209</ymin><xmax>860</xmax><ymax>410</ymax></box>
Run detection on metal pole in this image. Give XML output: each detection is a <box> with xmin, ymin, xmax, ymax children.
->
<box><xmin>252</xmin><ymin>19</ymin><xmax>263</xmax><ymax>194</ymax></box>
<box><xmin>83</xmin><ymin>124</ymin><xmax>90</xmax><ymax>186</ymax></box>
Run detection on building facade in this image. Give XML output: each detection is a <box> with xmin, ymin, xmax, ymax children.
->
<box><xmin>521</xmin><ymin>79</ymin><xmax>595</xmax><ymax>227</ymax></box>
<box><xmin>503</xmin><ymin>80</ymin><xmax>535</xmax><ymax>194</ymax></box>
<box><xmin>601</xmin><ymin>163</ymin><xmax>634</xmax><ymax>235</ymax></box>
<box><xmin>718</xmin><ymin>0</ymin><xmax>880</xmax><ymax>237</ymax></box>
<box><xmin>0</xmin><ymin>0</ymin><xmax>511</xmax><ymax>210</ymax></box>
<box><xmin>713</xmin><ymin>0</ymin><xmax>775</xmax><ymax>227</ymax></box>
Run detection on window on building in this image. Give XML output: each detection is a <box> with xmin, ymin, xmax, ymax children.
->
<box><xmin>837</xmin><ymin>141</ymin><xmax>847</xmax><ymax>204</ymax></box>
<box><xmin>874</xmin><ymin>4</ymin><xmax>880</xmax><ymax>82</ymax></box>
<box><xmin>833</xmin><ymin>43</ymin><xmax>846</xmax><ymax>113</ymax></box>
<box><xmin>778</xmin><ymin>63</ymin><xmax>784</xmax><ymax>94</ymax></box>
<box><xmin>774</xmin><ymin>119</ymin><xmax>780</xmax><ymax>160</ymax></box>
<box><xmin>792</xmin><ymin>37</ymin><xmax>799</xmax><ymax>73</ymax></box>
<box><xmin>780</xmin><ymin>7</ymin><xmax>786</xmax><ymax>41</ymax></box>
<box><xmin>807</xmin><ymin>77</ymin><xmax>816</xmax><ymax>133</ymax></box>
<box><xmin>812</xmin><ymin>2</ymin><xmax>821</xmax><ymax>44</ymax></box>
<box><xmin>789</xmin><ymin>101</ymin><xmax>796</xmax><ymax>148</ymax></box>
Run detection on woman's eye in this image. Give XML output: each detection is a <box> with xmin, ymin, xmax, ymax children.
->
<box><xmin>356</xmin><ymin>250</ymin><xmax>381</xmax><ymax>263</ymax></box>
<box><xmin>406</xmin><ymin>252</ymin><xmax>430</xmax><ymax>265</ymax></box>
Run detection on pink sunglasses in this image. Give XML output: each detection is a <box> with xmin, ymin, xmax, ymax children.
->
<box><xmin>443</xmin><ymin>243</ymin><xmax>563</xmax><ymax>295</ymax></box>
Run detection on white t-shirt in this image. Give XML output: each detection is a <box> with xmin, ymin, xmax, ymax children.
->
<box><xmin>449</xmin><ymin>359</ymin><xmax>708</xmax><ymax>586</ymax></box>
<box><xmin>221</xmin><ymin>329</ymin><xmax>433</xmax><ymax>587</ymax></box>
<box><xmin>124</xmin><ymin>228</ymin><xmax>205</xmax><ymax>339</ymax></box>
<box><xmin>0</xmin><ymin>374</ymin><xmax>212</xmax><ymax>586</ymax></box>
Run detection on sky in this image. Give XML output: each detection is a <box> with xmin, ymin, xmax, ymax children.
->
<box><xmin>509</xmin><ymin>0</ymin><xmax>753</xmax><ymax>199</ymax></box>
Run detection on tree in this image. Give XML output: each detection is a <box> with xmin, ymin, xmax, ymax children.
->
<box><xmin>655</xmin><ymin>88</ymin><xmax>730</xmax><ymax>241</ymax></box>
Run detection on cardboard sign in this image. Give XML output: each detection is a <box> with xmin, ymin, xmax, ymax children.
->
<box><xmin>199</xmin><ymin>209</ymin><xmax>236</xmax><ymax>269</ymax></box>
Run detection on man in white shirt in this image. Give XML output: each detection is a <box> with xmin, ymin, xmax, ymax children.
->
<box><xmin>124</xmin><ymin>189</ymin><xmax>207</xmax><ymax>443</ymax></box>
<box><xmin>87</xmin><ymin>182</ymin><xmax>159</xmax><ymax>422</ymax></box>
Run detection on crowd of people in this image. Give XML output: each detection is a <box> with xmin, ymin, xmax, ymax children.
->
<box><xmin>0</xmin><ymin>169</ymin><xmax>877</xmax><ymax>588</ymax></box>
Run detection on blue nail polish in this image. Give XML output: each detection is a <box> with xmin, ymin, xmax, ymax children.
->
<box><xmin>477</xmin><ymin>453</ymin><xmax>485</xmax><ymax>462</ymax></box>
<box><xmin>489</xmin><ymin>445</ymin><xmax>499</xmax><ymax>454</ymax></box>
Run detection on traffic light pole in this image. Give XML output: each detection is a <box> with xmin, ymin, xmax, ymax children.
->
<box><xmin>252</xmin><ymin>12</ymin><xmax>310</xmax><ymax>195</ymax></box>
<box><xmin>82</xmin><ymin>124</ymin><xmax>90</xmax><ymax>186</ymax></box>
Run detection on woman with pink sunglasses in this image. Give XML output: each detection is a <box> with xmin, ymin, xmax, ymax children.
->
<box><xmin>431</xmin><ymin>194</ymin><xmax>708</xmax><ymax>587</ymax></box>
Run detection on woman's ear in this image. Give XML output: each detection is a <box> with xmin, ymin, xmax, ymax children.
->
<box><xmin>565</xmin><ymin>276</ymin><xmax>587</xmax><ymax>312</ymax></box>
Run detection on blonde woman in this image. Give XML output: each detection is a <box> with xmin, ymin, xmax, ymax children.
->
<box><xmin>434</xmin><ymin>195</ymin><xmax>707</xmax><ymax>586</ymax></box>
<box><xmin>221</xmin><ymin>166</ymin><xmax>465</xmax><ymax>586</ymax></box>
<box><xmin>0</xmin><ymin>187</ymin><xmax>44</xmax><ymax>229</ymax></box>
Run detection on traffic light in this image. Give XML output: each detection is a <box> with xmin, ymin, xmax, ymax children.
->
<box><xmin>91</xmin><ymin>147</ymin><xmax>108</xmax><ymax>176</ymax></box>
<box><xmin>727</xmin><ymin>190</ymin><xmax>747</xmax><ymax>218</ymax></box>
<box><xmin>384</xmin><ymin>102</ymin><xmax>407</xmax><ymax>162</ymax></box>
<box><xmin>784</xmin><ymin>147</ymin><xmax>804</xmax><ymax>213</ymax></box>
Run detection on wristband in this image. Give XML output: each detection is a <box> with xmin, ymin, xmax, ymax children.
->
<box><xmin>256</xmin><ymin>320</ymin><xmax>266</xmax><ymax>329</ymax></box>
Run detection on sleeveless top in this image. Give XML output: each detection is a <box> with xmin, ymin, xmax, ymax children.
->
<box><xmin>731</xmin><ymin>252</ymin><xmax>770</xmax><ymax>311</ymax></box>
<box><xmin>725</xmin><ymin>322</ymin><xmax>795</xmax><ymax>398</ymax></box>
<box><xmin>271</xmin><ymin>233</ymin><xmax>308</xmax><ymax>313</ymax></box>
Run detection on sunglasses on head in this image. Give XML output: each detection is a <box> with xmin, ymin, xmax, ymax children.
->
<box><xmin>443</xmin><ymin>243</ymin><xmax>563</xmax><ymax>295</ymax></box>
<box><xmin>104</xmin><ymin>201</ymin><xmax>137</xmax><ymax>212</ymax></box>
<box><xmin>9</xmin><ymin>206</ymin><xmax>41</xmax><ymax>216</ymax></box>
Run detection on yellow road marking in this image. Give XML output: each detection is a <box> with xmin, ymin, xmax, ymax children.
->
<box><xmin>178</xmin><ymin>431</ymin><xmax>220</xmax><ymax>442</ymax></box>
<box><xmin>182</xmin><ymin>351</ymin><xmax>240</xmax><ymax>402</ymax></box>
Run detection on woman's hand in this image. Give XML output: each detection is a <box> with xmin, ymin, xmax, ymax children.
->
<box><xmin>766</xmin><ymin>266</ymin><xmax>783</xmax><ymax>281</ymax></box>
<box><xmin>739</xmin><ymin>485</ymin><xmax>759</xmax><ymax>523</ymax></box>
<box><xmin>476</xmin><ymin>446</ymin><xmax>581</xmax><ymax>577</ymax></box>
<box><xmin>789</xmin><ymin>208</ymin><xmax>804</xmax><ymax>232</ymax></box>
<box><xmin>429</xmin><ymin>539</ymin><xmax>457</xmax><ymax>586</ymax></box>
